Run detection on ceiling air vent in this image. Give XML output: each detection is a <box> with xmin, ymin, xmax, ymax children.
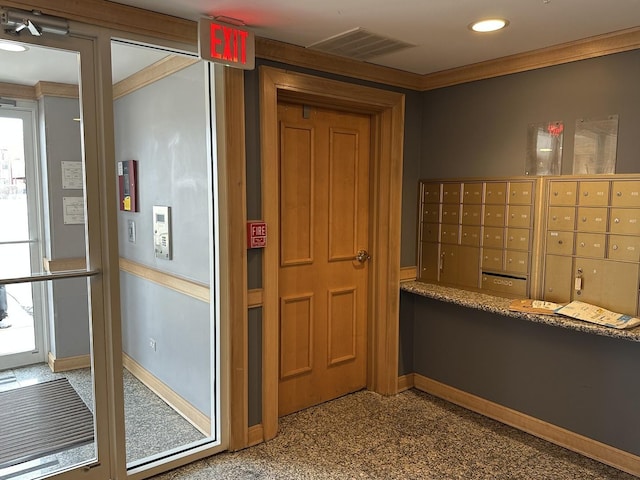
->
<box><xmin>308</xmin><ymin>27</ymin><xmax>415</xmax><ymax>61</ymax></box>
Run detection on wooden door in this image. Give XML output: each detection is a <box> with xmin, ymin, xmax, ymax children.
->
<box><xmin>278</xmin><ymin>102</ymin><xmax>370</xmax><ymax>416</ymax></box>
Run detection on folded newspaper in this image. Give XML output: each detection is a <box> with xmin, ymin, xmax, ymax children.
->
<box><xmin>554</xmin><ymin>301</ymin><xmax>640</xmax><ymax>330</ymax></box>
<box><xmin>508</xmin><ymin>299</ymin><xmax>563</xmax><ymax>315</ymax></box>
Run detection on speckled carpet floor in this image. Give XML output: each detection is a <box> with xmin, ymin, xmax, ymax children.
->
<box><xmin>153</xmin><ymin>389</ymin><xmax>636</xmax><ymax>480</ymax></box>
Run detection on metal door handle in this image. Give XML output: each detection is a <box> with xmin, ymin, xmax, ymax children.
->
<box><xmin>355</xmin><ymin>249</ymin><xmax>371</xmax><ymax>263</ymax></box>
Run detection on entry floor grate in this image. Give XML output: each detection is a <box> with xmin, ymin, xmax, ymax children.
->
<box><xmin>0</xmin><ymin>378</ymin><xmax>94</xmax><ymax>469</ymax></box>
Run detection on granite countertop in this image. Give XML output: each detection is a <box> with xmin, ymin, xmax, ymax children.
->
<box><xmin>400</xmin><ymin>281</ymin><xmax>640</xmax><ymax>343</ymax></box>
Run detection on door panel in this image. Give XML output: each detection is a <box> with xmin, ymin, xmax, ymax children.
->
<box><xmin>278</xmin><ymin>103</ymin><xmax>369</xmax><ymax>416</ymax></box>
<box><xmin>328</xmin><ymin>288</ymin><xmax>357</xmax><ymax>365</ymax></box>
<box><xmin>280</xmin><ymin>125</ymin><xmax>313</xmax><ymax>266</ymax></box>
<box><xmin>329</xmin><ymin>129</ymin><xmax>360</xmax><ymax>260</ymax></box>
<box><xmin>280</xmin><ymin>294</ymin><xmax>313</xmax><ymax>379</ymax></box>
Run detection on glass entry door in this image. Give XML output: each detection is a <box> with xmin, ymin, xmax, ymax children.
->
<box><xmin>0</xmin><ymin>31</ymin><xmax>113</xmax><ymax>480</ymax></box>
<box><xmin>0</xmin><ymin>106</ymin><xmax>46</xmax><ymax>369</ymax></box>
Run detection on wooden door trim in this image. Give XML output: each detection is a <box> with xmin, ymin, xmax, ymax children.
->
<box><xmin>221</xmin><ymin>68</ymin><xmax>250</xmax><ymax>451</ymax></box>
<box><xmin>260</xmin><ymin>66</ymin><xmax>405</xmax><ymax>440</ymax></box>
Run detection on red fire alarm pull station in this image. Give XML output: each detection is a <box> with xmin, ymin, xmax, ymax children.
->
<box><xmin>118</xmin><ymin>160</ymin><xmax>138</xmax><ymax>212</ymax></box>
<box><xmin>247</xmin><ymin>221</ymin><xmax>267</xmax><ymax>248</ymax></box>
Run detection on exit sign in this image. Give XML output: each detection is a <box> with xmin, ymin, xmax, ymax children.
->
<box><xmin>198</xmin><ymin>17</ymin><xmax>255</xmax><ymax>70</ymax></box>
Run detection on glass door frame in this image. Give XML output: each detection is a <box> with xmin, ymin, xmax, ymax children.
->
<box><xmin>108</xmin><ymin>33</ymin><xmax>228</xmax><ymax>480</ymax></box>
<box><xmin>0</xmin><ymin>28</ymin><xmax>118</xmax><ymax>480</ymax></box>
<box><xmin>0</xmin><ymin>104</ymin><xmax>48</xmax><ymax>369</ymax></box>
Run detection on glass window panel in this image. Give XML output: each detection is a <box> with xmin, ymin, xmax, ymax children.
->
<box><xmin>526</xmin><ymin>121</ymin><xmax>564</xmax><ymax>176</ymax></box>
<box><xmin>573</xmin><ymin>115</ymin><xmax>619</xmax><ymax>174</ymax></box>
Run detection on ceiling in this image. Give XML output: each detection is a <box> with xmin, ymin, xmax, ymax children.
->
<box><xmin>110</xmin><ymin>0</ymin><xmax>640</xmax><ymax>75</ymax></box>
<box><xmin>0</xmin><ymin>0</ymin><xmax>638</xmax><ymax>87</ymax></box>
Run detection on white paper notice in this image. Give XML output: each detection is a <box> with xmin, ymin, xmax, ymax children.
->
<box><xmin>63</xmin><ymin>197</ymin><xmax>85</xmax><ymax>224</ymax></box>
<box><xmin>61</xmin><ymin>161</ymin><xmax>83</xmax><ymax>190</ymax></box>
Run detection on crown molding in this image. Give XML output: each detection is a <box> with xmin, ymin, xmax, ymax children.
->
<box><xmin>421</xmin><ymin>26</ymin><xmax>640</xmax><ymax>91</ymax></box>
<box><xmin>2</xmin><ymin>2</ymin><xmax>639</xmax><ymax>91</ymax></box>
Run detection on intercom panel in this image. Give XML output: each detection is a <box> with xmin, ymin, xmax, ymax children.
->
<box><xmin>153</xmin><ymin>205</ymin><xmax>171</xmax><ymax>260</ymax></box>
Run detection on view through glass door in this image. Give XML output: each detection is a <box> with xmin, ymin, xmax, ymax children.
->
<box><xmin>0</xmin><ymin>106</ymin><xmax>46</xmax><ymax>370</ymax></box>
<box><xmin>0</xmin><ymin>31</ymin><xmax>111</xmax><ymax>480</ymax></box>
<box><xmin>111</xmin><ymin>39</ymin><xmax>224</xmax><ymax>473</ymax></box>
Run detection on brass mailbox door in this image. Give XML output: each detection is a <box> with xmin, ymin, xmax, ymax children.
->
<box><xmin>577</xmin><ymin>207</ymin><xmax>608</xmax><ymax>233</ymax></box>
<box><xmin>485</xmin><ymin>182</ymin><xmax>507</xmax><ymax>204</ymax></box>
<box><xmin>461</xmin><ymin>204</ymin><xmax>482</xmax><ymax>225</ymax></box>
<box><xmin>506</xmin><ymin>228</ymin><xmax>530</xmax><ymax>251</ymax></box>
<box><xmin>423</xmin><ymin>183</ymin><xmax>441</xmax><ymax>203</ymax></box>
<box><xmin>548</xmin><ymin>206</ymin><xmax>576</xmax><ymax>231</ymax></box>
<box><xmin>442</xmin><ymin>182</ymin><xmax>462</xmax><ymax>204</ymax></box>
<box><xmin>483</xmin><ymin>227</ymin><xmax>504</xmax><ymax>249</ymax></box>
<box><xmin>549</xmin><ymin>180</ymin><xmax>577</xmax><ymax>206</ymax></box>
<box><xmin>505</xmin><ymin>250</ymin><xmax>529</xmax><ymax>275</ymax></box>
<box><xmin>574</xmin><ymin>258</ymin><xmax>639</xmax><ymax>316</ymax></box>
<box><xmin>441</xmin><ymin>203</ymin><xmax>460</xmax><ymax>224</ymax></box>
<box><xmin>611</xmin><ymin>180</ymin><xmax>640</xmax><ymax>207</ymax></box>
<box><xmin>546</xmin><ymin>231</ymin><xmax>574</xmax><ymax>255</ymax></box>
<box><xmin>457</xmin><ymin>245</ymin><xmax>481</xmax><ymax>288</ymax></box>
<box><xmin>462</xmin><ymin>182</ymin><xmax>483</xmax><ymax>204</ymax></box>
<box><xmin>610</xmin><ymin>208</ymin><xmax>640</xmax><ymax>235</ymax></box>
<box><xmin>422</xmin><ymin>204</ymin><xmax>439</xmax><ymax>223</ymax></box>
<box><xmin>440</xmin><ymin>245</ymin><xmax>479</xmax><ymax>287</ymax></box>
<box><xmin>509</xmin><ymin>181</ymin><xmax>534</xmax><ymax>205</ymax></box>
<box><xmin>575</xmin><ymin>233</ymin><xmax>606</xmax><ymax>258</ymax></box>
<box><xmin>608</xmin><ymin>235</ymin><xmax>640</xmax><ymax>262</ymax></box>
<box><xmin>421</xmin><ymin>223</ymin><xmax>439</xmax><ymax>243</ymax></box>
<box><xmin>484</xmin><ymin>204</ymin><xmax>506</xmax><ymax>227</ymax></box>
<box><xmin>578</xmin><ymin>181</ymin><xmax>610</xmax><ymax>206</ymax></box>
<box><xmin>543</xmin><ymin>255</ymin><xmax>573</xmax><ymax>303</ymax></box>
<box><xmin>507</xmin><ymin>205</ymin><xmax>532</xmax><ymax>228</ymax></box>
<box><xmin>461</xmin><ymin>226</ymin><xmax>481</xmax><ymax>246</ymax></box>
<box><xmin>439</xmin><ymin>244</ymin><xmax>458</xmax><ymax>284</ymax></box>
<box><xmin>440</xmin><ymin>224</ymin><xmax>459</xmax><ymax>244</ymax></box>
<box><xmin>482</xmin><ymin>248</ymin><xmax>504</xmax><ymax>272</ymax></box>
<box><xmin>420</xmin><ymin>242</ymin><xmax>440</xmax><ymax>283</ymax></box>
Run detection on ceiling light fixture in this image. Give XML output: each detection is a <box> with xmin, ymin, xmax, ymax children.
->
<box><xmin>0</xmin><ymin>40</ymin><xmax>27</xmax><ymax>52</ymax></box>
<box><xmin>469</xmin><ymin>18</ymin><xmax>509</xmax><ymax>33</ymax></box>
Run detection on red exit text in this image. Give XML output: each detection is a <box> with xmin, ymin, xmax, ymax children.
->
<box><xmin>199</xmin><ymin>18</ymin><xmax>255</xmax><ymax>70</ymax></box>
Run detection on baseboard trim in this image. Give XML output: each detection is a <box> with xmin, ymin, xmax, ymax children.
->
<box><xmin>247</xmin><ymin>424</ymin><xmax>264</xmax><ymax>447</ymax></box>
<box><xmin>122</xmin><ymin>353</ymin><xmax>211</xmax><ymax>436</ymax></box>
<box><xmin>397</xmin><ymin>373</ymin><xmax>415</xmax><ymax>392</ymax></box>
<box><xmin>48</xmin><ymin>352</ymin><xmax>91</xmax><ymax>372</ymax></box>
<box><xmin>413</xmin><ymin>373</ymin><xmax>640</xmax><ymax>477</ymax></box>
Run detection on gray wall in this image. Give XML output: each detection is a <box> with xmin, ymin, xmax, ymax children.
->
<box><xmin>420</xmin><ymin>49</ymin><xmax>640</xmax><ymax>178</ymax></box>
<box><xmin>406</xmin><ymin>49</ymin><xmax>640</xmax><ymax>456</ymax></box>
<box><xmin>114</xmin><ymin>62</ymin><xmax>212</xmax><ymax>416</ymax></box>
<box><xmin>245</xmin><ymin>49</ymin><xmax>640</xmax><ymax>429</ymax></box>
<box><xmin>39</xmin><ymin>96</ymin><xmax>90</xmax><ymax>358</ymax></box>
<box><xmin>411</xmin><ymin>296</ymin><xmax>640</xmax><ymax>456</ymax></box>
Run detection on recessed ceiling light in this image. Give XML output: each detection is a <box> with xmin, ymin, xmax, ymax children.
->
<box><xmin>0</xmin><ymin>41</ymin><xmax>28</xmax><ymax>52</ymax></box>
<box><xmin>469</xmin><ymin>19</ymin><xmax>509</xmax><ymax>33</ymax></box>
